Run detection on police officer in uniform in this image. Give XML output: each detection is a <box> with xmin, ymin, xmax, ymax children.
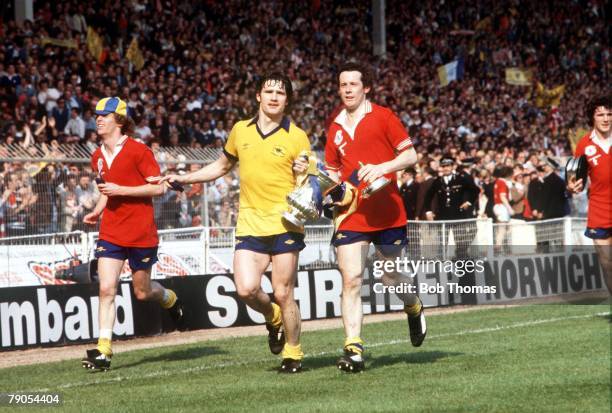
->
<box><xmin>424</xmin><ymin>156</ymin><xmax>480</xmax><ymax>257</ymax></box>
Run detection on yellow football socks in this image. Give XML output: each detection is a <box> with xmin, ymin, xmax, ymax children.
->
<box><xmin>264</xmin><ymin>303</ymin><xmax>282</xmax><ymax>328</ymax></box>
<box><xmin>344</xmin><ymin>337</ymin><xmax>364</xmax><ymax>355</ymax></box>
<box><xmin>281</xmin><ymin>343</ymin><xmax>304</xmax><ymax>360</ymax></box>
<box><xmin>97</xmin><ymin>338</ymin><xmax>113</xmax><ymax>357</ymax></box>
<box><xmin>405</xmin><ymin>300</ymin><xmax>422</xmax><ymax>317</ymax></box>
<box><xmin>161</xmin><ymin>289</ymin><xmax>177</xmax><ymax>309</ymax></box>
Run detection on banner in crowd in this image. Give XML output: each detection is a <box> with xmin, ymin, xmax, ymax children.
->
<box><xmin>86</xmin><ymin>27</ymin><xmax>104</xmax><ymax>63</ymax></box>
<box><xmin>437</xmin><ymin>58</ymin><xmax>464</xmax><ymax>87</ymax></box>
<box><xmin>40</xmin><ymin>37</ymin><xmax>78</xmax><ymax>49</ymax></box>
<box><xmin>505</xmin><ymin>68</ymin><xmax>532</xmax><ymax>86</ymax></box>
<box><xmin>0</xmin><ymin>250</ymin><xmax>604</xmax><ymax>351</ymax></box>
<box><xmin>535</xmin><ymin>82</ymin><xmax>566</xmax><ymax>108</ymax></box>
<box><xmin>126</xmin><ymin>38</ymin><xmax>145</xmax><ymax>70</ymax></box>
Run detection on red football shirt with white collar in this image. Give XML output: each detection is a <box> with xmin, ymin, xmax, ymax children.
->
<box><xmin>575</xmin><ymin>130</ymin><xmax>611</xmax><ymax>228</ymax></box>
<box><xmin>325</xmin><ymin>101</ymin><xmax>412</xmax><ymax>232</ymax></box>
<box><xmin>91</xmin><ymin>136</ymin><xmax>161</xmax><ymax>247</ymax></box>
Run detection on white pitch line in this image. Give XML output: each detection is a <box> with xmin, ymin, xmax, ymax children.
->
<box><xmin>31</xmin><ymin>311</ymin><xmax>609</xmax><ymax>393</ymax></box>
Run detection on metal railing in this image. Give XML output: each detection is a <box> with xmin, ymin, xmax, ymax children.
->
<box><xmin>0</xmin><ymin>218</ymin><xmax>591</xmax><ymax>287</ymax></box>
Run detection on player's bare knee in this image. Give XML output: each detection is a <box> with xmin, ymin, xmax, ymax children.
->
<box><xmin>133</xmin><ymin>286</ymin><xmax>152</xmax><ymax>301</ymax></box>
<box><xmin>236</xmin><ymin>285</ymin><xmax>259</xmax><ymax>301</ymax></box>
<box><xmin>98</xmin><ymin>283</ymin><xmax>117</xmax><ymax>300</ymax></box>
<box><xmin>341</xmin><ymin>272</ymin><xmax>362</xmax><ymax>293</ymax></box>
<box><xmin>273</xmin><ymin>286</ymin><xmax>293</xmax><ymax>306</ymax></box>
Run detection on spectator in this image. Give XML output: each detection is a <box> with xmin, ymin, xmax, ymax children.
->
<box><xmin>399</xmin><ymin>167</ymin><xmax>419</xmax><ymax>220</ymax></box>
<box><xmin>64</xmin><ymin>108</ymin><xmax>86</xmax><ymax>141</ymax></box>
<box><xmin>52</xmin><ymin>98</ymin><xmax>70</xmax><ymax>134</ymax></box>
<box><xmin>539</xmin><ymin>156</ymin><xmax>569</xmax><ymax>219</ymax></box>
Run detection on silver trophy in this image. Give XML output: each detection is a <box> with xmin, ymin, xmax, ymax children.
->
<box><xmin>353</xmin><ymin>161</ymin><xmax>391</xmax><ymax>199</ymax></box>
<box><xmin>361</xmin><ymin>176</ymin><xmax>390</xmax><ymax>198</ymax></box>
<box><xmin>565</xmin><ymin>155</ymin><xmax>588</xmax><ymax>184</ymax></box>
<box><xmin>283</xmin><ymin>171</ymin><xmax>342</xmax><ymax>229</ymax></box>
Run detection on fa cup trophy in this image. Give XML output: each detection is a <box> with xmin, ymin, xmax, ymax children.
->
<box><xmin>283</xmin><ymin>168</ymin><xmax>346</xmax><ymax>229</ymax></box>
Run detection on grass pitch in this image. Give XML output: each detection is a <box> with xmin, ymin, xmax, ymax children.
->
<box><xmin>0</xmin><ymin>305</ymin><xmax>609</xmax><ymax>413</ymax></box>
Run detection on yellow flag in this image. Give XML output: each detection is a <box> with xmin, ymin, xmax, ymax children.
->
<box><xmin>535</xmin><ymin>82</ymin><xmax>566</xmax><ymax>108</ymax></box>
<box><xmin>126</xmin><ymin>38</ymin><xmax>145</xmax><ymax>71</ymax></box>
<box><xmin>568</xmin><ymin>127</ymin><xmax>589</xmax><ymax>152</ymax></box>
<box><xmin>87</xmin><ymin>27</ymin><xmax>103</xmax><ymax>62</ymax></box>
<box><xmin>40</xmin><ymin>37</ymin><xmax>77</xmax><ymax>49</ymax></box>
<box><xmin>475</xmin><ymin>16</ymin><xmax>492</xmax><ymax>31</ymax></box>
<box><xmin>505</xmin><ymin>68</ymin><xmax>532</xmax><ymax>86</ymax></box>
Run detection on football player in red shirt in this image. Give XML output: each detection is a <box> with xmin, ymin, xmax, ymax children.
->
<box><xmin>324</xmin><ymin>63</ymin><xmax>424</xmax><ymax>373</ymax></box>
<box><xmin>80</xmin><ymin>97</ymin><xmax>184</xmax><ymax>371</ymax></box>
<box><xmin>567</xmin><ymin>95</ymin><xmax>611</xmax><ymax>293</ymax></box>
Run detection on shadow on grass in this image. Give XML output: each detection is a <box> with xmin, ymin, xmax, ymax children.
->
<box><xmin>368</xmin><ymin>350</ymin><xmax>462</xmax><ymax>369</ymax></box>
<box><xmin>265</xmin><ymin>351</ymin><xmax>462</xmax><ymax>374</ymax></box>
<box><xmin>115</xmin><ymin>346</ymin><xmax>228</xmax><ymax>370</ymax></box>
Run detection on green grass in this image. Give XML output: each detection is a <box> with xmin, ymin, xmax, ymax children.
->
<box><xmin>0</xmin><ymin>305</ymin><xmax>609</xmax><ymax>413</ymax></box>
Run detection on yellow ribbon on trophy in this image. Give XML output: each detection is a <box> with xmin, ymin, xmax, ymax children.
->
<box><xmin>332</xmin><ymin>181</ymin><xmax>358</xmax><ymax>231</ymax></box>
<box><xmin>290</xmin><ymin>150</ymin><xmax>359</xmax><ymax>231</ymax></box>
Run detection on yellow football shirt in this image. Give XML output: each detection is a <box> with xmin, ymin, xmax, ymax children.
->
<box><xmin>224</xmin><ymin>116</ymin><xmax>311</xmax><ymax>236</ymax></box>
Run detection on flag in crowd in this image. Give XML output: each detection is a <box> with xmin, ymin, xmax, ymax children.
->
<box><xmin>437</xmin><ymin>58</ymin><xmax>464</xmax><ymax>87</ymax></box>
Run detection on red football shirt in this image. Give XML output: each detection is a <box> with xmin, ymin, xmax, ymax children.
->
<box><xmin>92</xmin><ymin>137</ymin><xmax>161</xmax><ymax>247</ymax></box>
<box><xmin>493</xmin><ymin>179</ymin><xmax>509</xmax><ymax>205</ymax></box>
<box><xmin>575</xmin><ymin>131</ymin><xmax>611</xmax><ymax>228</ymax></box>
<box><xmin>325</xmin><ymin>101</ymin><xmax>411</xmax><ymax>232</ymax></box>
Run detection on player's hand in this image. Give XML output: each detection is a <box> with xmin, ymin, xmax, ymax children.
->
<box><xmin>358</xmin><ymin>163</ymin><xmax>387</xmax><ymax>184</ymax></box>
<box><xmin>83</xmin><ymin>211</ymin><xmax>100</xmax><ymax>225</ymax></box>
<box><xmin>148</xmin><ymin>174</ymin><xmax>185</xmax><ymax>188</ymax></box>
<box><xmin>292</xmin><ymin>157</ymin><xmax>309</xmax><ymax>175</ymax></box>
<box><xmin>566</xmin><ymin>177</ymin><xmax>583</xmax><ymax>193</ymax></box>
<box><xmin>459</xmin><ymin>201</ymin><xmax>471</xmax><ymax>210</ymax></box>
<box><xmin>425</xmin><ymin>211</ymin><xmax>435</xmax><ymax>221</ymax></box>
<box><xmin>97</xmin><ymin>182</ymin><xmax>125</xmax><ymax>196</ymax></box>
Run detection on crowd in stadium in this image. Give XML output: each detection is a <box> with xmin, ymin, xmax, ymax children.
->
<box><xmin>0</xmin><ymin>0</ymin><xmax>606</xmax><ymax>237</ymax></box>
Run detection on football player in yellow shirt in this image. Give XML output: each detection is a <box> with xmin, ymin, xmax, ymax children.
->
<box><xmin>155</xmin><ymin>73</ymin><xmax>311</xmax><ymax>373</ymax></box>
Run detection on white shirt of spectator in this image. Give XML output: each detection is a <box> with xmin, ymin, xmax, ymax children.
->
<box><xmin>38</xmin><ymin>87</ymin><xmax>61</xmax><ymax>112</ymax></box>
<box><xmin>187</xmin><ymin>99</ymin><xmax>202</xmax><ymax>111</ymax></box>
<box><xmin>101</xmin><ymin>135</ymin><xmax>128</xmax><ymax>168</ymax></box>
<box><xmin>64</xmin><ymin>115</ymin><xmax>86</xmax><ymax>139</ymax></box>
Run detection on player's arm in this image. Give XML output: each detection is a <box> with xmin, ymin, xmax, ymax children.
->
<box><xmin>358</xmin><ymin>147</ymin><xmax>417</xmax><ymax>184</ymax></box>
<box><xmin>98</xmin><ymin>182</ymin><xmax>166</xmax><ymax>197</ymax></box>
<box><xmin>152</xmin><ymin>153</ymin><xmax>236</xmax><ymax>187</ymax></box>
<box><xmin>83</xmin><ymin>194</ymin><xmax>108</xmax><ymax>225</ymax></box>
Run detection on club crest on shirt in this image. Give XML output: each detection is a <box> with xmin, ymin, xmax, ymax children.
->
<box><xmin>585</xmin><ymin>145</ymin><xmax>597</xmax><ymax>156</ymax></box>
<box><xmin>334</xmin><ymin>130</ymin><xmax>343</xmax><ymax>145</ymax></box>
<box><xmin>272</xmin><ymin>145</ymin><xmax>287</xmax><ymax>157</ymax></box>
